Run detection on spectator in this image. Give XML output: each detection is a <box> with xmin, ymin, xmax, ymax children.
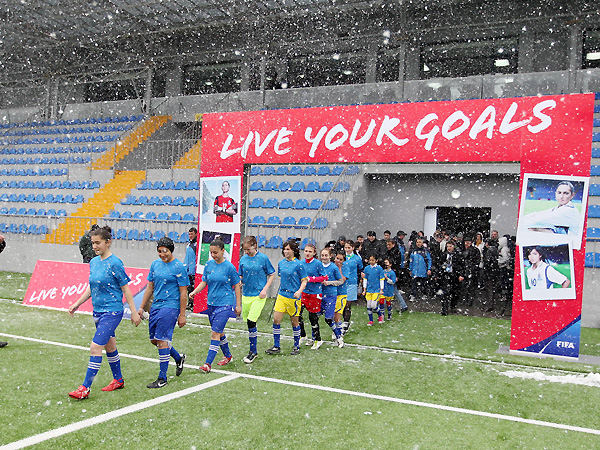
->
<box><xmin>462</xmin><ymin>236</ymin><xmax>481</xmax><ymax>307</ymax></box>
<box><xmin>474</xmin><ymin>232</ymin><xmax>485</xmax><ymax>289</ymax></box>
<box><xmin>435</xmin><ymin>240</ymin><xmax>464</xmax><ymax>315</ymax></box>
<box><xmin>386</xmin><ymin>239</ymin><xmax>408</xmax><ymax>312</ymax></box>
<box><xmin>183</xmin><ymin>227</ymin><xmax>198</xmax><ymax>310</ymax></box>
<box><xmin>361</xmin><ymin>231</ymin><xmax>386</xmax><ymax>266</ymax></box>
<box><xmin>489</xmin><ymin>230</ymin><xmax>499</xmax><ymax>247</ymax></box>
<box><xmin>79</xmin><ymin>224</ymin><xmax>100</xmax><ymax>263</ymax></box>
<box><xmin>392</xmin><ymin>230</ymin><xmax>406</xmax><ymax>249</ymax></box>
<box><xmin>497</xmin><ymin>236</ymin><xmax>513</xmax><ymax>316</ymax></box>
<box><xmin>333</xmin><ymin>235</ymin><xmax>347</xmax><ymax>254</ymax></box>
<box><xmin>482</xmin><ymin>238</ymin><xmax>501</xmax><ymax>312</ymax></box>
<box><xmin>383</xmin><ymin>230</ymin><xmax>392</xmax><ymax>242</ymax></box>
<box><xmin>409</xmin><ymin>238</ymin><xmax>432</xmax><ymax>301</ymax></box>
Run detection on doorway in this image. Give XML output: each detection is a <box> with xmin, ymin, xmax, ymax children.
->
<box><xmin>426</xmin><ymin>206</ymin><xmax>492</xmax><ymax>237</ymax></box>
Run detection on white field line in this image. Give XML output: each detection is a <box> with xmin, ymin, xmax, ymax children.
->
<box><xmin>2</xmin><ymin>333</ymin><xmax>600</xmax><ymax>439</ymax></box>
<box><xmin>0</xmin><ymin>374</ymin><xmax>241</xmax><ymax>450</ymax></box>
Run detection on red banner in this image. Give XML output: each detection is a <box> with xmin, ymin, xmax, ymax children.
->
<box><xmin>200</xmin><ymin>94</ymin><xmax>594</xmax><ymax>357</ymax></box>
<box><xmin>23</xmin><ymin>260</ymin><xmax>149</xmax><ymax>313</ymax></box>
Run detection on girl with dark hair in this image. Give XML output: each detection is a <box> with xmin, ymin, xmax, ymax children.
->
<box><xmin>238</xmin><ymin>235</ymin><xmax>276</xmax><ymax>364</ymax></box>
<box><xmin>67</xmin><ymin>226</ymin><xmax>141</xmax><ymax>399</ymax></box>
<box><xmin>137</xmin><ymin>237</ymin><xmax>189</xmax><ymax>388</ymax></box>
<box><xmin>189</xmin><ymin>239</ymin><xmax>242</xmax><ymax>373</ymax></box>
<box><xmin>300</xmin><ymin>242</ymin><xmax>326</xmax><ymax>349</ymax></box>
<box><xmin>342</xmin><ymin>240</ymin><xmax>363</xmax><ymax>334</ymax></box>
<box><xmin>265</xmin><ymin>240</ymin><xmax>307</xmax><ymax>356</ymax></box>
<box><xmin>525</xmin><ymin>246</ymin><xmax>570</xmax><ymax>290</ymax></box>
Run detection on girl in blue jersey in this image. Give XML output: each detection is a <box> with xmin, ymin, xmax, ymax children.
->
<box><xmin>333</xmin><ymin>253</ymin><xmax>349</xmax><ymax>344</ymax></box>
<box><xmin>300</xmin><ymin>243</ymin><xmax>327</xmax><ymax>349</ymax></box>
<box><xmin>137</xmin><ymin>237</ymin><xmax>189</xmax><ymax>389</ymax></box>
<box><xmin>265</xmin><ymin>240</ymin><xmax>307</xmax><ymax>356</ymax></box>
<box><xmin>67</xmin><ymin>226</ymin><xmax>141</xmax><ymax>400</ymax></box>
<box><xmin>189</xmin><ymin>239</ymin><xmax>241</xmax><ymax>373</ymax></box>
<box><xmin>362</xmin><ymin>255</ymin><xmax>385</xmax><ymax>325</ymax></box>
<box><xmin>320</xmin><ymin>247</ymin><xmax>344</xmax><ymax>348</ymax></box>
<box><xmin>342</xmin><ymin>240</ymin><xmax>363</xmax><ymax>334</ymax></box>
<box><xmin>382</xmin><ymin>258</ymin><xmax>397</xmax><ymax>320</ymax></box>
<box><xmin>238</xmin><ymin>235</ymin><xmax>276</xmax><ymax>364</ymax></box>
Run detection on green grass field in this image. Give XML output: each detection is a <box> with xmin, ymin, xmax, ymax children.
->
<box><xmin>523</xmin><ymin>199</ymin><xmax>583</xmax><ymax>215</ymax></box>
<box><xmin>1</xmin><ymin>271</ymin><xmax>600</xmax><ymax>449</ymax></box>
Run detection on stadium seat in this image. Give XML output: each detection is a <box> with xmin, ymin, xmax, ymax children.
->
<box><xmin>182</xmin><ymin>213</ymin><xmax>195</xmax><ymax>222</ymax></box>
<box><xmin>167</xmin><ymin>231</ymin><xmax>179</xmax><ymax>241</ymax></box>
<box><xmin>46</xmin><ymin>208</ymin><xmax>57</xmax><ymax>217</ymax></box>
<box><xmin>250</xmin><ymin>181</ymin><xmax>263</xmax><ymax>191</ymax></box>
<box><xmin>153</xmin><ymin>230</ymin><xmax>165</xmax><ymax>241</ymax></box>
<box><xmin>263</xmin><ymin>166</ymin><xmax>276</xmax><ymax>176</ymax></box>
<box><xmin>324</xmin><ymin>199</ymin><xmax>340</xmax><ymax>210</ymax></box>
<box><xmin>266</xmin><ymin>216</ymin><xmax>280</xmax><ymax>227</ymax></box>
<box><xmin>263</xmin><ymin>181</ymin><xmax>277</xmax><ymax>191</ymax></box>
<box><xmin>276</xmin><ymin>166</ymin><xmax>289</xmax><ymax>176</ymax></box>
<box><xmin>300</xmin><ymin>237</ymin><xmax>317</xmax><ymax>250</ymax></box>
<box><xmin>170</xmin><ymin>212</ymin><xmax>182</xmax><ymax>221</ymax></box>
<box><xmin>133</xmin><ymin>211</ymin><xmax>145</xmax><ymax>219</ymax></box>
<box><xmin>266</xmin><ymin>235</ymin><xmax>283</xmax><ymax>249</ymax></box>
<box><xmin>153</xmin><ymin>181</ymin><xmax>165</xmax><ymax>190</ymax></box>
<box><xmin>38</xmin><ymin>224</ymin><xmax>48</xmax><ymax>235</ymax></box>
<box><xmin>308</xmin><ymin>199</ymin><xmax>323</xmax><ymax>210</ymax></box>
<box><xmin>138</xmin><ymin>181</ymin><xmax>152</xmax><ymax>190</ymax></box>
<box><xmin>279</xmin><ymin>198</ymin><xmax>293</xmax><ymax>209</ymax></box>
<box><xmin>164</xmin><ymin>181</ymin><xmax>175</xmax><ymax>190</ymax></box>
<box><xmin>589</xmin><ymin>184</ymin><xmax>600</xmax><ymax>196</ymax></box>
<box><xmin>140</xmin><ymin>229</ymin><xmax>153</xmax><ymax>241</ymax></box>
<box><xmin>585</xmin><ymin>252</ymin><xmax>600</xmax><ymax>268</ymax></box>
<box><xmin>249</xmin><ymin>198</ymin><xmax>264</xmax><ymax>208</ymax></box>
<box><xmin>264</xmin><ymin>198</ymin><xmax>278</xmax><ymax>209</ymax></box>
<box><xmin>346</xmin><ymin>165</ymin><xmax>360</xmax><ymax>175</ymax></box>
<box><xmin>249</xmin><ymin>216</ymin><xmax>265</xmax><ymax>227</ymax></box>
<box><xmin>304</xmin><ymin>181</ymin><xmax>319</xmax><ymax>192</ymax></box>
<box><xmin>257</xmin><ymin>234</ymin><xmax>266</xmax><ymax>248</ymax></box>
<box><xmin>127</xmin><ymin>229</ymin><xmax>140</xmax><ymax>240</ymax></box>
<box><xmin>187</xmin><ymin>180</ymin><xmax>199</xmax><ymax>190</ymax></box>
<box><xmin>332</xmin><ymin>165</ymin><xmax>344</xmax><ymax>176</ymax></box>
<box><xmin>35</xmin><ymin>208</ymin><xmax>46</xmax><ymax>216</ymax></box>
<box><xmin>303</xmin><ymin>166</ymin><xmax>316</xmax><ymax>176</ymax></box>
<box><xmin>149</xmin><ymin>196</ymin><xmax>162</xmax><ymax>206</ymax></box>
<box><xmin>178</xmin><ymin>232</ymin><xmax>189</xmax><ymax>243</ymax></box>
<box><xmin>174</xmin><ymin>181</ymin><xmax>186</xmax><ymax>190</ymax></box>
<box><xmin>296</xmin><ymin>217</ymin><xmax>311</xmax><ymax>229</ymax></box>
<box><xmin>278</xmin><ymin>181</ymin><xmax>291</xmax><ymax>191</ymax></box>
<box><xmin>57</xmin><ymin>209</ymin><xmax>67</xmax><ymax>217</ymax></box>
<box><xmin>334</xmin><ymin>181</ymin><xmax>350</xmax><ymax>192</ymax></box>
<box><xmin>184</xmin><ymin>196</ymin><xmax>198</xmax><ymax>206</ymax></box>
<box><xmin>317</xmin><ymin>166</ymin><xmax>331</xmax><ymax>176</ymax></box>
<box><xmin>121</xmin><ymin>211</ymin><xmax>133</xmax><ymax>219</ymax></box>
<box><xmin>114</xmin><ymin>228</ymin><xmax>127</xmax><ymax>240</ymax></box>
<box><xmin>17</xmin><ymin>208</ymin><xmax>26</xmax><ymax>215</ymax></box>
<box><xmin>157</xmin><ymin>212</ymin><xmax>169</xmax><ymax>221</ymax></box>
<box><xmin>587</xmin><ymin>227</ymin><xmax>600</xmax><ymax>239</ymax></box>
<box><xmin>311</xmin><ymin>217</ymin><xmax>328</xmax><ymax>229</ymax></box>
<box><xmin>592</xmin><ymin>148</ymin><xmax>600</xmax><ymax>158</ymax></box>
<box><xmin>162</xmin><ymin>196</ymin><xmax>173</xmax><ymax>205</ymax></box>
<box><xmin>27</xmin><ymin>224</ymin><xmax>37</xmax><ymax>234</ymax></box>
<box><xmin>319</xmin><ymin>181</ymin><xmax>334</xmax><ymax>192</ymax></box>
<box><xmin>137</xmin><ymin>196</ymin><xmax>149</xmax><ymax>205</ymax></box>
<box><xmin>250</xmin><ymin>166</ymin><xmax>262</xmax><ymax>176</ymax></box>
<box><xmin>109</xmin><ymin>210</ymin><xmax>120</xmax><ymax>218</ymax></box>
<box><xmin>289</xmin><ymin>166</ymin><xmax>302</xmax><ymax>176</ymax></box>
<box><xmin>281</xmin><ymin>216</ymin><xmax>296</xmax><ymax>228</ymax></box>
<box><xmin>290</xmin><ymin>181</ymin><xmax>305</xmax><ymax>192</ymax></box>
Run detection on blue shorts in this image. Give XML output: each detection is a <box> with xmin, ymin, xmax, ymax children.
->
<box><xmin>320</xmin><ymin>295</ymin><xmax>336</xmax><ymax>320</ymax></box>
<box><xmin>149</xmin><ymin>307</ymin><xmax>179</xmax><ymax>343</ymax></box>
<box><xmin>346</xmin><ymin>284</ymin><xmax>358</xmax><ymax>302</ymax></box>
<box><xmin>207</xmin><ymin>305</ymin><xmax>234</xmax><ymax>333</ymax></box>
<box><xmin>92</xmin><ymin>311</ymin><xmax>124</xmax><ymax>346</ymax></box>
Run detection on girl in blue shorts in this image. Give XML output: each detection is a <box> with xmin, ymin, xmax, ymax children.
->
<box><xmin>238</xmin><ymin>235</ymin><xmax>276</xmax><ymax>364</ymax></box>
<box><xmin>189</xmin><ymin>239</ymin><xmax>241</xmax><ymax>373</ymax></box>
<box><xmin>68</xmin><ymin>226</ymin><xmax>141</xmax><ymax>400</ymax></box>
<box><xmin>334</xmin><ymin>253</ymin><xmax>349</xmax><ymax>339</ymax></box>
<box><xmin>137</xmin><ymin>237</ymin><xmax>189</xmax><ymax>388</ymax></box>
<box><xmin>265</xmin><ymin>240</ymin><xmax>307</xmax><ymax>356</ymax></box>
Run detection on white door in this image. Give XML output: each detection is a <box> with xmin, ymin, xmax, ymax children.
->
<box><xmin>423</xmin><ymin>208</ymin><xmax>437</xmax><ymax>239</ymax></box>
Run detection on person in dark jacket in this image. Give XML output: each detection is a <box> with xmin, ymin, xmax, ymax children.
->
<box><xmin>435</xmin><ymin>240</ymin><xmax>464</xmax><ymax>315</ymax></box>
<box><xmin>409</xmin><ymin>238</ymin><xmax>432</xmax><ymax>301</ymax></box>
<box><xmin>361</xmin><ymin>231</ymin><xmax>386</xmax><ymax>266</ymax></box>
<box><xmin>482</xmin><ymin>238</ymin><xmax>501</xmax><ymax>312</ymax></box>
<box><xmin>79</xmin><ymin>224</ymin><xmax>100</xmax><ymax>263</ymax></box>
<box><xmin>461</xmin><ymin>236</ymin><xmax>481</xmax><ymax>307</ymax></box>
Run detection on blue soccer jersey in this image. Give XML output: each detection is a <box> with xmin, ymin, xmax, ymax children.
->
<box><xmin>239</xmin><ymin>252</ymin><xmax>275</xmax><ymax>297</ymax></box>
<box><xmin>203</xmin><ymin>259</ymin><xmax>241</xmax><ymax>306</ymax></box>
<box><xmin>301</xmin><ymin>258</ymin><xmax>325</xmax><ymax>295</ymax></box>
<box><xmin>382</xmin><ymin>268</ymin><xmax>397</xmax><ymax>297</ymax></box>
<box><xmin>148</xmin><ymin>258</ymin><xmax>189</xmax><ymax>310</ymax></box>
<box><xmin>344</xmin><ymin>253</ymin><xmax>363</xmax><ymax>285</ymax></box>
<box><xmin>363</xmin><ymin>264</ymin><xmax>384</xmax><ymax>294</ymax></box>
<box><xmin>89</xmin><ymin>254</ymin><xmax>130</xmax><ymax>312</ymax></box>
<box><xmin>337</xmin><ymin>261</ymin><xmax>350</xmax><ymax>296</ymax></box>
<box><xmin>278</xmin><ymin>258</ymin><xmax>308</xmax><ymax>299</ymax></box>
<box><xmin>322</xmin><ymin>262</ymin><xmax>341</xmax><ymax>297</ymax></box>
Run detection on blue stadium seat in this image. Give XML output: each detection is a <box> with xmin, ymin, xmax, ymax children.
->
<box><xmin>289</xmin><ymin>166</ymin><xmax>302</xmax><ymax>176</ymax></box>
<box><xmin>266</xmin><ymin>235</ymin><xmax>283</xmax><ymax>249</ymax></box>
<box><xmin>138</xmin><ymin>181</ymin><xmax>152</xmax><ymax>190</ymax></box>
<box><xmin>266</xmin><ymin>216</ymin><xmax>280</xmax><ymax>227</ymax></box>
<box><xmin>250</xmin><ymin>166</ymin><xmax>262</xmax><ymax>176</ymax></box>
<box><xmin>0</xmin><ymin>208</ymin><xmax>7</xmax><ymax>215</ymax></box>
<box><xmin>303</xmin><ymin>166</ymin><xmax>316</xmax><ymax>176</ymax></box>
<box><xmin>157</xmin><ymin>212</ymin><xmax>169</xmax><ymax>221</ymax></box>
<box><xmin>311</xmin><ymin>217</ymin><xmax>328</xmax><ymax>229</ymax></box>
<box><xmin>249</xmin><ymin>216</ymin><xmax>265</xmax><ymax>227</ymax></box>
<box><xmin>304</xmin><ymin>181</ymin><xmax>319</xmax><ymax>192</ymax></box>
<box><xmin>140</xmin><ymin>229</ymin><xmax>153</xmax><ymax>241</ymax></box>
<box><xmin>182</xmin><ymin>213</ymin><xmax>195</xmax><ymax>222</ymax></box>
<box><xmin>164</xmin><ymin>181</ymin><xmax>175</xmax><ymax>190</ymax></box>
<box><xmin>133</xmin><ymin>211</ymin><xmax>145</xmax><ymax>219</ymax></box>
<box><xmin>57</xmin><ymin>209</ymin><xmax>67</xmax><ymax>217</ymax></box>
<box><xmin>296</xmin><ymin>217</ymin><xmax>311</xmax><ymax>229</ymax></box>
<box><xmin>290</xmin><ymin>181</ymin><xmax>305</xmax><ymax>192</ymax></box>
<box><xmin>264</xmin><ymin>198</ymin><xmax>278</xmax><ymax>209</ymax></box>
<box><xmin>319</xmin><ymin>181</ymin><xmax>334</xmax><ymax>192</ymax></box>
<box><xmin>44</xmin><ymin>194</ymin><xmax>54</xmax><ymax>202</ymax></box>
<box><xmin>334</xmin><ymin>181</ymin><xmax>350</xmax><ymax>192</ymax></box>
<box><xmin>281</xmin><ymin>216</ymin><xmax>296</xmax><ymax>228</ymax></box>
<box><xmin>153</xmin><ymin>230</ymin><xmax>165</xmax><ymax>241</ymax></box>
<box><xmin>331</xmin><ymin>165</ymin><xmax>344</xmax><ymax>176</ymax></box>
<box><xmin>148</xmin><ymin>196</ymin><xmax>162</xmax><ymax>206</ymax></box>
<box><xmin>121</xmin><ymin>211</ymin><xmax>133</xmax><ymax>219</ymax></box>
<box><xmin>346</xmin><ymin>165</ymin><xmax>360</xmax><ymax>175</ymax></box>
<box><xmin>127</xmin><ymin>229</ymin><xmax>140</xmax><ymax>240</ymax></box>
<box><xmin>317</xmin><ymin>166</ymin><xmax>331</xmax><ymax>176</ymax></box>
<box><xmin>25</xmin><ymin>208</ymin><xmax>36</xmax><ymax>215</ymax></box>
<box><xmin>279</xmin><ymin>198</ymin><xmax>293</xmax><ymax>209</ymax></box>
<box><xmin>170</xmin><ymin>213</ymin><xmax>182</xmax><ymax>221</ymax></box>
<box><xmin>585</xmin><ymin>252</ymin><xmax>600</xmax><ymax>268</ymax></box>
<box><xmin>293</xmin><ymin>198</ymin><xmax>308</xmax><ymax>209</ymax></box>
<box><xmin>263</xmin><ymin>166</ymin><xmax>276</xmax><ymax>176</ymax></box>
<box><xmin>35</xmin><ymin>208</ymin><xmax>46</xmax><ymax>216</ymax></box>
<box><xmin>250</xmin><ymin>181</ymin><xmax>263</xmax><ymax>191</ymax></box>
<box><xmin>114</xmin><ymin>228</ymin><xmax>127</xmax><ymax>240</ymax></box>
<box><xmin>324</xmin><ymin>199</ymin><xmax>340</xmax><ymax>210</ymax></box>
<box><xmin>184</xmin><ymin>196</ymin><xmax>198</xmax><ymax>206</ymax></box>
<box><xmin>592</xmin><ymin>148</ymin><xmax>600</xmax><ymax>158</ymax></box>
<box><xmin>587</xmin><ymin>227</ymin><xmax>600</xmax><ymax>239</ymax></box>
<box><xmin>109</xmin><ymin>210</ymin><xmax>120</xmax><ymax>218</ymax></box>
<box><xmin>174</xmin><ymin>181</ymin><xmax>186</xmax><ymax>190</ymax></box>
<box><xmin>187</xmin><ymin>180</ymin><xmax>199</xmax><ymax>190</ymax></box>
<box><xmin>249</xmin><ymin>198</ymin><xmax>264</xmax><ymax>208</ymax></box>
<box><xmin>308</xmin><ymin>199</ymin><xmax>323</xmax><ymax>210</ymax></box>
<box><xmin>590</xmin><ymin>184</ymin><xmax>600</xmax><ymax>196</ymax></box>
<box><xmin>38</xmin><ymin>224</ymin><xmax>48</xmax><ymax>234</ymax></box>
<box><xmin>162</xmin><ymin>196</ymin><xmax>173</xmax><ymax>205</ymax></box>
<box><xmin>153</xmin><ymin>181</ymin><xmax>165</xmax><ymax>190</ymax></box>
<box><xmin>263</xmin><ymin>181</ymin><xmax>277</xmax><ymax>191</ymax></box>
<box><xmin>276</xmin><ymin>166</ymin><xmax>289</xmax><ymax>176</ymax></box>
<box><xmin>46</xmin><ymin>208</ymin><xmax>57</xmax><ymax>217</ymax></box>
<box><xmin>17</xmin><ymin>208</ymin><xmax>26</xmax><ymax>215</ymax></box>
<box><xmin>257</xmin><ymin>234</ymin><xmax>266</xmax><ymax>248</ymax></box>
<box><xmin>137</xmin><ymin>195</ymin><xmax>149</xmax><ymax>205</ymax></box>
<box><xmin>278</xmin><ymin>181</ymin><xmax>291</xmax><ymax>191</ymax></box>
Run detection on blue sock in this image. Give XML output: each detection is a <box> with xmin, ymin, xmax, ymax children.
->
<box><xmin>220</xmin><ymin>335</ymin><xmax>232</xmax><ymax>358</ymax></box>
<box><xmin>368</xmin><ymin>308</ymin><xmax>373</xmax><ymax>321</ymax></box>
<box><xmin>158</xmin><ymin>347</ymin><xmax>170</xmax><ymax>380</ymax></box>
<box><xmin>206</xmin><ymin>340</ymin><xmax>220</xmax><ymax>365</ymax></box>
<box><xmin>106</xmin><ymin>350</ymin><xmax>122</xmax><ymax>381</ymax></box>
<box><xmin>83</xmin><ymin>355</ymin><xmax>102</xmax><ymax>388</ymax></box>
<box><xmin>292</xmin><ymin>325</ymin><xmax>301</xmax><ymax>348</ymax></box>
<box><xmin>170</xmin><ymin>346</ymin><xmax>181</xmax><ymax>362</ymax></box>
<box><xmin>273</xmin><ymin>324</ymin><xmax>281</xmax><ymax>348</ymax></box>
<box><xmin>249</xmin><ymin>327</ymin><xmax>258</xmax><ymax>353</ymax></box>
<box><xmin>387</xmin><ymin>304</ymin><xmax>393</xmax><ymax>315</ymax></box>
<box><xmin>336</xmin><ymin>321</ymin><xmax>343</xmax><ymax>337</ymax></box>
<box><xmin>328</xmin><ymin>319</ymin><xmax>341</xmax><ymax>338</ymax></box>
